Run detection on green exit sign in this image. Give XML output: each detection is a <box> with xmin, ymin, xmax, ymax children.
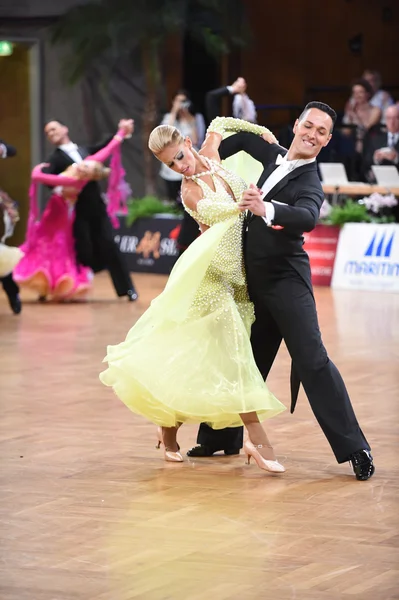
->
<box><xmin>0</xmin><ymin>41</ymin><xmax>13</xmax><ymax>56</ymax></box>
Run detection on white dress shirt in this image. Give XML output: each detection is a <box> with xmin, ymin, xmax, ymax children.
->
<box><xmin>59</xmin><ymin>142</ymin><xmax>83</xmax><ymax>163</ymax></box>
<box><xmin>388</xmin><ymin>132</ymin><xmax>399</xmax><ymax>148</ymax></box>
<box><xmin>54</xmin><ymin>142</ymin><xmax>83</xmax><ymax>195</ymax></box>
<box><xmin>261</xmin><ymin>154</ymin><xmax>316</xmax><ymax>226</ymax></box>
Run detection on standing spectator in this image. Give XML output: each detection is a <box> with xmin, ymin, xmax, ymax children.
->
<box><xmin>206</xmin><ymin>77</ymin><xmax>257</xmax><ymax>123</ymax></box>
<box><xmin>159</xmin><ymin>91</ymin><xmax>201</xmax><ymax>204</ymax></box>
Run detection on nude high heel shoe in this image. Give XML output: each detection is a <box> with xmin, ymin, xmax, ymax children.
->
<box><xmin>155</xmin><ymin>427</ymin><xmax>183</xmax><ymax>462</ymax></box>
<box><xmin>243</xmin><ymin>440</ymin><xmax>285</xmax><ymax>473</ymax></box>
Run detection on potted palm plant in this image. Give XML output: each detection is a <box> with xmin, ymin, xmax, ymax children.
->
<box><xmin>50</xmin><ymin>0</ymin><xmax>251</xmax><ymax>195</ymax></box>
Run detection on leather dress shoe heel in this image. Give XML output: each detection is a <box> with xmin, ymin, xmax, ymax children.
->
<box><xmin>187</xmin><ymin>445</ymin><xmax>241</xmax><ymax>457</ymax></box>
<box><xmin>127</xmin><ymin>289</ymin><xmax>138</xmax><ymax>301</ymax></box>
<box><xmin>187</xmin><ymin>445</ymin><xmax>216</xmax><ymax>457</ymax></box>
<box><xmin>349</xmin><ymin>449</ymin><xmax>375</xmax><ymax>481</ymax></box>
<box><xmin>7</xmin><ymin>291</ymin><xmax>22</xmax><ymax>314</ymax></box>
<box><xmin>224</xmin><ymin>448</ymin><xmax>240</xmax><ymax>456</ymax></box>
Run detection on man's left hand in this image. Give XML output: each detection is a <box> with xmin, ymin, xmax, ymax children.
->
<box><xmin>118</xmin><ymin>119</ymin><xmax>134</xmax><ymax>137</ymax></box>
<box><xmin>238</xmin><ymin>183</ymin><xmax>266</xmax><ymax>216</ymax></box>
<box><xmin>382</xmin><ymin>149</ymin><xmax>398</xmax><ymax>163</ymax></box>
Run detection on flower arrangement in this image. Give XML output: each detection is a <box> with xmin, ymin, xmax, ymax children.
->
<box><xmin>320</xmin><ymin>194</ymin><xmax>397</xmax><ymax>226</ymax></box>
<box><xmin>358</xmin><ymin>192</ymin><xmax>397</xmax><ymax>214</ymax></box>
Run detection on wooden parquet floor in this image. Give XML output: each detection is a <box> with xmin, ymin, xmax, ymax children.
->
<box><xmin>1</xmin><ymin>273</ymin><xmax>398</xmax><ymax>600</ymax></box>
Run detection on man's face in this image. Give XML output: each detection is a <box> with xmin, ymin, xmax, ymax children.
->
<box><xmin>44</xmin><ymin>121</ymin><xmax>69</xmax><ymax>146</ymax></box>
<box><xmin>291</xmin><ymin>108</ymin><xmax>332</xmax><ymax>159</ymax></box>
<box><xmin>384</xmin><ymin>107</ymin><xmax>399</xmax><ymax>134</ymax></box>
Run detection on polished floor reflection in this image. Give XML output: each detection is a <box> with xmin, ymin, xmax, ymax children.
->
<box><xmin>1</xmin><ymin>274</ymin><xmax>398</xmax><ymax>600</ymax></box>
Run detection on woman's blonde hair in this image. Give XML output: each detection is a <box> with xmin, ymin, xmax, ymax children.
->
<box><xmin>76</xmin><ymin>160</ymin><xmax>110</xmax><ymax>181</ymax></box>
<box><xmin>91</xmin><ymin>162</ymin><xmax>111</xmax><ymax>180</ymax></box>
<box><xmin>148</xmin><ymin>125</ymin><xmax>184</xmax><ymax>156</ymax></box>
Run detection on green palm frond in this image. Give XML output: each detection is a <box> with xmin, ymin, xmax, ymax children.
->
<box><xmin>51</xmin><ymin>0</ymin><xmax>251</xmax><ymax>84</ymax></box>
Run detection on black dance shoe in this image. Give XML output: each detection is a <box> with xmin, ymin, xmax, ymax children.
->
<box><xmin>349</xmin><ymin>449</ymin><xmax>375</xmax><ymax>481</ymax></box>
<box><xmin>6</xmin><ymin>290</ymin><xmax>22</xmax><ymax>314</ymax></box>
<box><xmin>127</xmin><ymin>289</ymin><xmax>138</xmax><ymax>302</ymax></box>
<box><xmin>187</xmin><ymin>444</ymin><xmax>240</xmax><ymax>457</ymax></box>
<box><xmin>224</xmin><ymin>448</ymin><xmax>240</xmax><ymax>456</ymax></box>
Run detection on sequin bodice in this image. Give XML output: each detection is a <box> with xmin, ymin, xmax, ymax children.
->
<box><xmin>180</xmin><ymin>116</ymin><xmax>275</xmax><ymax>331</ymax></box>
<box><xmin>183</xmin><ymin>158</ymin><xmax>253</xmax><ymax>329</ymax></box>
<box><xmin>183</xmin><ymin>159</ymin><xmax>246</xmax><ymax>228</ymax></box>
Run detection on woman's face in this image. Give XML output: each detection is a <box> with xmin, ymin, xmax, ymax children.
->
<box><xmin>157</xmin><ymin>138</ymin><xmax>196</xmax><ymax>177</ymax></box>
<box><xmin>352</xmin><ymin>85</ymin><xmax>369</xmax><ymax>104</ymax></box>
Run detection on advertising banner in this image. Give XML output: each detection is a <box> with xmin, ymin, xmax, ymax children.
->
<box><xmin>114</xmin><ymin>215</ymin><xmax>182</xmax><ymax>274</ymax></box>
<box><xmin>331</xmin><ymin>223</ymin><xmax>399</xmax><ymax>292</ymax></box>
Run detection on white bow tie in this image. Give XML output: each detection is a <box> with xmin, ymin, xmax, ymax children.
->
<box><xmin>275</xmin><ymin>153</ymin><xmax>285</xmax><ymax>165</ymax></box>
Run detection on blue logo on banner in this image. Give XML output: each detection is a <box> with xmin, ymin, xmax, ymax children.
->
<box><xmin>344</xmin><ymin>229</ymin><xmax>399</xmax><ymax>277</ymax></box>
<box><xmin>364</xmin><ymin>232</ymin><xmax>395</xmax><ymax>258</ymax></box>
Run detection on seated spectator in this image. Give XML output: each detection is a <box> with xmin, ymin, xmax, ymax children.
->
<box><xmin>343</xmin><ymin>78</ymin><xmax>382</xmax><ymax>154</ymax></box>
<box><xmin>362</xmin><ymin>69</ymin><xmax>394</xmax><ymax>122</ymax></box>
<box><xmin>342</xmin><ymin>79</ymin><xmax>382</xmax><ymax>179</ymax></box>
<box><xmin>363</xmin><ymin>104</ymin><xmax>399</xmax><ymax>177</ymax></box>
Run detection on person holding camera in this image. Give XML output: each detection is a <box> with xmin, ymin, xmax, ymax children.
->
<box><xmin>159</xmin><ymin>91</ymin><xmax>201</xmax><ymax>204</ymax></box>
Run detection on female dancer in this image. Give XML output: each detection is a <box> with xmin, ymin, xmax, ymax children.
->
<box><xmin>100</xmin><ymin>117</ymin><xmax>287</xmax><ymax>474</ymax></box>
<box><xmin>14</xmin><ymin>123</ymin><xmax>132</xmax><ymax>301</ymax></box>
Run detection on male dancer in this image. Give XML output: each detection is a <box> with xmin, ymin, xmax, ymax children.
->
<box><xmin>42</xmin><ymin>119</ymin><xmax>137</xmax><ymax>300</ymax></box>
<box><xmin>191</xmin><ymin>103</ymin><xmax>374</xmax><ymax>481</ymax></box>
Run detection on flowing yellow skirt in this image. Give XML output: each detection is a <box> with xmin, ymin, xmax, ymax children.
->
<box><xmin>100</xmin><ymin>217</ymin><xmax>286</xmax><ymax>428</ymax></box>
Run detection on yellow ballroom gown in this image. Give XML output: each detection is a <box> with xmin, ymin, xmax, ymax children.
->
<box><xmin>100</xmin><ymin>117</ymin><xmax>286</xmax><ymax>428</ymax></box>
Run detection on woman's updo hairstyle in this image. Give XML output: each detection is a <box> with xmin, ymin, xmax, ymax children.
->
<box><xmin>148</xmin><ymin>125</ymin><xmax>184</xmax><ymax>156</ymax></box>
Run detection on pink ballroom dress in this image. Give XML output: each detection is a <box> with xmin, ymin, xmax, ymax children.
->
<box><xmin>14</xmin><ymin>130</ymin><xmax>128</xmax><ymax>300</ymax></box>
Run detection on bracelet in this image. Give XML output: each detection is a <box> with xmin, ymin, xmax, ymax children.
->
<box><xmin>114</xmin><ymin>134</ymin><xmax>123</xmax><ymax>142</ymax></box>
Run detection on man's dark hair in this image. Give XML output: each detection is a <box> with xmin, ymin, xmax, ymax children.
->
<box><xmin>45</xmin><ymin>119</ymin><xmax>67</xmax><ymax>127</ymax></box>
<box><xmin>299</xmin><ymin>101</ymin><xmax>337</xmax><ymax>132</ymax></box>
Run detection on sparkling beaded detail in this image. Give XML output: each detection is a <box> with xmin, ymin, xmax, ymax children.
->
<box><xmin>184</xmin><ymin>157</ymin><xmax>216</xmax><ymax>181</ymax></box>
<box><xmin>182</xmin><ymin>155</ymin><xmax>254</xmax><ymax>331</ymax></box>
<box><xmin>208</xmin><ymin>116</ymin><xmax>273</xmax><ymax>138</ymax></box>
<box><xmin>180</xmin><ymin>114</ymin><xmax>278</xmax><ymax>335</ymax></box>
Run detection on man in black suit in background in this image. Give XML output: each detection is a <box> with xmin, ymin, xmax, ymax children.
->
<box><xmin>206</xmin><ymin>77</ymin><xmax>257</xmax><ymax>124</ymax></box>
<box><xmin>192</xmin><ymin>102</ymin><xmax>374</xmax><ymax>481</ymax></box>
<box><xmin>0</xmin><ymin>139</ymin><xmax>21</xmax><ymax>314</ymax></box>
<box><xmin>42</xmin><ymin>119</ymin><xmax>138</xmax><ymax>300</ymax></box>
<box><xmin>363</xmin><ymin>104</ymin><xmax>399</xmax><ymax>221</ymax></box>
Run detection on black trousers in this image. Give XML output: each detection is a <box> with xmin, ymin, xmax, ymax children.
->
<box><xmin>197</xmin><ymin>424</ymin><xmax>243</xmax><ymax>450</ymax></box>
<box><xmin>246</xmin><ymin>261</ymin><xmax>370</xmax><ymax>463</ymax></box>
<box><xmin>163</xmin><ymin>179</ymin><xmax>182</xmax><ymax>204</ymax></box>
<box><xmin>1</xmin><ymin>272</ymin><xmax>19</xmax><ymax>296</ymax></box>
<box><xmin>73</xmin><ymin>207</ymin><xmax>134</xmax><ymax>297</ymax></box>
<box><xmin>177</xmin><ymin>211</ymin><xmax>200</xmax><ymax>255</ymax></box>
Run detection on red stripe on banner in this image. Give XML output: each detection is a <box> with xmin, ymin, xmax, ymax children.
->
<box><xmin>303</xmin><ymin>224</ymin><xmax>340</xmax><ymax>286</ymax></box>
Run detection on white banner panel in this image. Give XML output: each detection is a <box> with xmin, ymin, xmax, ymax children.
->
<box><xmin>331</xmin><ymin>223</ymin><xmax>399</xmax><ymax>292</ymax></box>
